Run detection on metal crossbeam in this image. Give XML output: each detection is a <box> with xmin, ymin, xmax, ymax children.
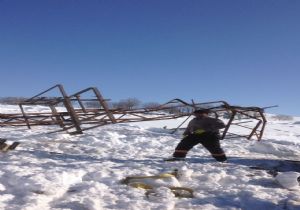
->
<box><xmin>0</xmin><ymin>84</ymin><xmax>267</xmax><ymax>140</ymax></box>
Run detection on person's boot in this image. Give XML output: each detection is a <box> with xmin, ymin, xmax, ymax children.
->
<box><xmin>164</xmin><ymin>157</ymin><xmax>186</xmax><ymax>162</ymax></box>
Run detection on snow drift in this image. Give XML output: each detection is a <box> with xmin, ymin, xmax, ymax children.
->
<box><xmin>0</xmin><ymin>105</ymin><xmax>299</xmax><ymax>210</ymax></box>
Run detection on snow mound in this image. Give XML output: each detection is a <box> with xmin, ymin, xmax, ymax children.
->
<box><xmin>275</xmin><ymin>172</ymin><xmax>300</xmax><ymax>190</ymax></box>
<box><xmin>248</xmin><ymin>141</ymin><xmax>300</xmax><ymax>158</ymax></box>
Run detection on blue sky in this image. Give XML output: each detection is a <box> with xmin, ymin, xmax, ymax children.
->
<box><xmin>0</xmin><ymin>0</ymin><xmax>299</xmax><ymax>115</ymax></box>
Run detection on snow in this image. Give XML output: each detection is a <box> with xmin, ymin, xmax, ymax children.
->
<box><xmin>0</xmin><ymin>105</ymin><xmax>300</xmax><ymax>210</ymax></box>
<box><xmin>276</xmin><ymin>172</ymin><xmax>300</xmax><ymax>190</ymax></box>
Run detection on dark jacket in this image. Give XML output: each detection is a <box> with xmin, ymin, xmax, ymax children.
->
<box><xmin>183</xmin><ymin>116</ymin><xmax>225</xmax><ymax>136</ymax></box>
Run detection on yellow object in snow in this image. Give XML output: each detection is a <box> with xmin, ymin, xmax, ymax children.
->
<box><xmin>121</xmin><ymin>171</ymin><xmax>194</xmax><ymax>198</ymax></box>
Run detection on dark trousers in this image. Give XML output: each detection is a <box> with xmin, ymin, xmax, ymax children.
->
<box><xmin>173</xmin><ymin>133</ymin><xmax>227</xmax><ymax>162</ymax></box>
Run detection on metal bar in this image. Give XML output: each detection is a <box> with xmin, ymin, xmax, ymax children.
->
<box><xmin>57</xmin><ymin>84</ymin><xmax>83</xmax><ymax>134</ymax></box>
<box><xmin>92</xmin><ymin>87</ymin><xmax>117</xmax><ymax>123</ymax></box>
<box><xmin>49</xmin><ymin>105</ymin><xmax>65</xmax><ymax>129</ymax></box>
<box><xmin>221</xmin><ymin>110</ymin><xmax>236</xmax><ymax>139</ymax></box>
<box><xmin>24</xmin><ymin>84</ymin><xmax>61</xmax><ymax>101</ymax></box>
<box><xmin>0</xmin><ymin>85</ymin><xmax>268</xmax><ymax>141</ymax></box>
<box><xmin>233</xmin><ymin>124</ymin><xmax>258</xmax><ymax>130</ymax></box>
<box><xmin>18</xmin><ymin>104</ymin><xmax>31</xmax><ymax>129</ymax></box>
<box><xmin>75</xmin><ymin>95</ymin><xmax>87</xmax><ymax>113</ymax></box>
<box><xmin>247</xmin><ymin>120</ymin><xmax>262</xmax><ymax>140</ymax></box>
<box><xmin>258</xmin><ymin>110</ymin><xmax>267</xmax><ymax>141</ymax></box>
<box><xmin>171</xmin><ymin>115</ymin><xmax>192</xmax><ymax>134</ymax></box>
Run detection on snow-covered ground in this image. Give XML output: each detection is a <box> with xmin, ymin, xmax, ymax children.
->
<box><xmin>0</xmin><ymin>105</ymin><xmax>300</xmax><ymax>210</ymax></box>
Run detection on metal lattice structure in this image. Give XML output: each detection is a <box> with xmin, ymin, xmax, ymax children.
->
<box><xmin>0</xmin><ymin>84</ymin><xmax>267</xmax><ymax>140</ymax></box>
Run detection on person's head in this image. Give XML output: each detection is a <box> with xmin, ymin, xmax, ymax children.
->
<box><xmin>193</xmin><ymin>109</ymin><xmax>210</xmax><ymax>117</ymax></box>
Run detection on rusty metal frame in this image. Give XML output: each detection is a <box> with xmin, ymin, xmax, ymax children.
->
<box><xmin>0</xmin><ymin>84</ymin><xmax>267</xmax><ymax>140</ymax></box>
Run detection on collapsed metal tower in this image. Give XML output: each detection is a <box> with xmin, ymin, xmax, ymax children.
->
<box><xmin>0</xmin><ymin>84</ymin><xmax>267</xmax><ymax>140</ymax></box>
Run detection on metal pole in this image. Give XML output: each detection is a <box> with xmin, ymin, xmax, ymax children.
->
<box><xmin>221</xmin><ymin>110</ymin><xmax>236</xmax><ymax>140</ymax></box>
<box><xmin>171</xmin><ymin>114</ymin><xmax>192</xmax><ymax>134</ymax></box>
<box><xmin>93</xmin><ymin>87</ymin><xmax>116</xmax><ymax>123</ymax></box>
<box><xmin>57</xmin><ymin>84</ymin><xmax>83</xmax><ymax>134</ymax></box>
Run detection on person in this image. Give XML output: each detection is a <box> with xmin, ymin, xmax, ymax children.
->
<box><xmin>167</xmin><ymin>109</ymin><xmax>227</xmax><ymax>162</ymax></box>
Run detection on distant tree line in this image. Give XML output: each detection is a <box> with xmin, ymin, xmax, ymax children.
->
<box><xmin>271</xmin><ymin>114</ymin><xmax>293</xmax><ymax>121</ymax></box>
<box><xmin>0</xmin><ymin>97</ymin><xmax>27</xmax><ymax>105</ymax></box>
<box><xmin>0</xmin><ymin>97</ymin><xmax>215</xmax><ymax>115</ymax></box>
<box><xmin>0</xmin><ymin>96</ymin><xmax>160</xmax><ymax>110</ymax></box>
<box><xmin>85</xmin><ymin>98</ymin><xmax>161</xmax><ymax>110</ymax></box>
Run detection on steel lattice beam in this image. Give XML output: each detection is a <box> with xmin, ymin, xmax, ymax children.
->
<box><xmin>0</xmin><ymin>84</ymin><xmax>267</xmax><ymax>140</ymax></box>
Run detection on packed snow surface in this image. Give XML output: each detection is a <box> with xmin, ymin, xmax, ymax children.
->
<box><xmin>0</xmin><ymin>105</ymin><xmax>300</xmax><ymax>210</ymax></box>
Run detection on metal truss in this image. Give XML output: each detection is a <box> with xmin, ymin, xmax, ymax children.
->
<box><xmin>0</xmin><ymin>84</ymin><xmax>267</xmax><ymax>140</ymax></box>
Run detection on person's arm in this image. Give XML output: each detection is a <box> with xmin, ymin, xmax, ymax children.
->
<box><xmin>214</xmin><ymin>119</ymin><xmax>226</xmax><ymax>130</ymax></box>
<box><xmin>183</xmin><ymin>120</ymin><xmax>193</xmax><ymax>136</ymax></box>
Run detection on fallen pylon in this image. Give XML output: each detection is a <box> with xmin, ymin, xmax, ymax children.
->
<box><xmin>0</xmin><ymin>84</ymin><xmax>267</xmax><ymax>140</ymax></box>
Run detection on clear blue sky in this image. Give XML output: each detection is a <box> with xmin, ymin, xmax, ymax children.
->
<box><xmin>0</xmin><ymin>0</ymin><xmax>299</xmax><ymax>115</ymax></box>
